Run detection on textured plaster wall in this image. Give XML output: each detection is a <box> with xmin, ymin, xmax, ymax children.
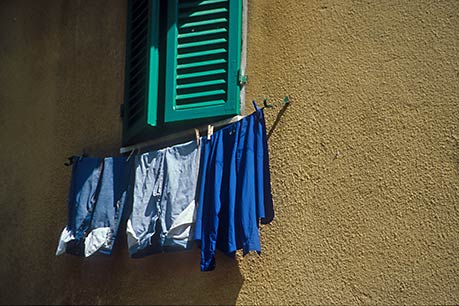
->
<box><xmin>241</xmin><ymin>0</ymin><xmax>458</xmax><ymax>303</ymax></box>
<box><xmin>0</xmin><ymin>0</ymin><xmax>458</xmax><ymax>304</ymax></box>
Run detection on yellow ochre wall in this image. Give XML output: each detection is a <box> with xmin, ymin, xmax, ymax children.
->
<box><xmin>0</xmin><ymin>0</ymin><xmax>458</xmax><ymax>304</ymax></box>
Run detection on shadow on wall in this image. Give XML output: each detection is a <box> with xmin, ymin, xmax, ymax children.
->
<box><xmin>0</xmin><ymin>0</ymin><xmax>242</xmax><ymax>304</ymax></box>
<box><xmin>267</xmin><ymin>102</ymin><xmax>290</xmax><ymax>141</ymax></box>
<box><xmin>49</xmin><ymin>1</ymin><xmax>244</xmax><ymax>303</ymax></box>
<box><xmin>55</xmin><ymin>231</ymin><xmax>244</xmax><ymax>304</ymax></box>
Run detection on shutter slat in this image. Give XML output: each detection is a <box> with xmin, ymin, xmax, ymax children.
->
<box><xmin>128</xmin><ymin>85</ymin><xmax>145</xmax><ymax>102</ymax></box>
<box><xmin>177</xmin><ymin>58</ymin><xmax>226</xmax><ymax>69</ymax></box>
<box><xmin>130</xmin><ymin>36</ymin><xmax>147</xmax><ymax>62</ymax></box>
<box><xmin>128</xmin><ymin>105</ymin><xmax>144</xmax><ymax>121</ymax></box>
<box><xmin>176</xmin><ymin>89</ymin><xmax>226</xmax><ymax>100</ymax></box>
<box><xmin>178</xmin><ymin>8</ymin><xmax>227</xmax><ymax>19</ymax></box>
<box><xmin>178</xmin><ymin>0</ymin><xmax>227</xmax><ymax>9</ymax></box>
<box><xmin>177</xmin><ymin>69</ymin><xmax>226</xmax><ymax>80</ymax></box>
<box><xmin>177</xmin><ymin>79</ymin><xmax>226</xmax><ymax>89</ymax></box>
<box><xmin>128</xmin><ymin>95</ymin><xmax>146</xmax><ymax>117</ymax></box>
<box><xmin>177</xmin><ymin>48</ymin><xmax>227</xmax><ymax>59</ymax></box>
<box><xmin>178</xmin><ymin>28</ymin><xmax>227</xmax><ymax>39</ymax></box>
<box><xmin>129</xmin><ymin>66</ymin><xmax>147</xmax><ymax>86</ymax></box>
<box><xmin>132</xmin><ymin>15</ymin><xmax>148</xmax><ymax>35</ymax></box>
<box><xmin>131</xmin><ymin>27</ymin><xmax>147</xmax><ymax>49</ymax></box>
<box><xmin>175</xmin><ymin>99</ymin><xmax>226</xmax><ymax>110</ymax></box>
<box><xmin>178</xmin><ymin>38</ymin><xmax>227</xmax><ymax>49</ymax></box>
<box><xmin>129</xmin><ymin>56</ymin><xmax>147</xmax><ymax>75</ymax></box>
<box><xmin>132</xmin><ymin>0</ymin><xmax>146</xmax><ymax>17</ymax></box>
<box><xmin>131</xmin><ymin>8</ymin><xmax>148</xmax><ymax>28</ymax></box>
<box><xmin>180</xmin><ymin>18</ymin><xmax>228</xmax><ymax>29</ymax></box>
<box><xmin>131</xmin><ymin>41</ymin><xmax>147</xmax><ymax>59</ymax></box>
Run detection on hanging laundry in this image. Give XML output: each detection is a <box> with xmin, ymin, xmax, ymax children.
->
<box><xmin>194</xmin><ymin>104</ymin><xmax>274</xmax><ymax>271</ymax></box>
<box><xmin>56</xmin><ymin>103</ymin><xmax>275</xmax><ymax>271</ymax></box>
<box><xmin>126</xmin><ymin>140</ymin><xmax>200</xmax><ymax>257</ymax></box>
<box><xmin>56</xmin><ymin>156</ymin><xmax>133</xmax><ymax>257</ymax></box>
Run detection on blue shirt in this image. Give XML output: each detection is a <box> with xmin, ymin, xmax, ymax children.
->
<box><xmin>195</xmin><ymin>106</ymin><xmax>274</xmax><ymax>271</ymax></box>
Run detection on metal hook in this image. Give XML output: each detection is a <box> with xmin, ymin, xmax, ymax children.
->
<box><xmin>263</xmin><ymin>98</ymin><xmax>273</xmax><ymax>108</ymax></box>
<box><xmin>283</xmin><ymin>95</ymin><xmax>290</xmax><ymax>105</ymax></box>
<box><xmin>262</xmin><ymin>96</ymin><xmax>290</xmax><ymax>108</ymax></box>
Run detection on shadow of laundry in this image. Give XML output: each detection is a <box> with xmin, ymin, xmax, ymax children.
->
<box><xmin>54</xmin><ymin>229</ymin><xmax>244</xmax><ymax>305</ymax></box>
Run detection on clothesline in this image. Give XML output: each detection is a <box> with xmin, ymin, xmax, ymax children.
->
<box><xmin>119</xmin><ymin>115</ymin><xmax>246</xmax><ymax>154</ymax></box>
<box><xmin>119</xmin><ymin>96</ymin><xmax>290</xmax><ymax>154</ymax></box>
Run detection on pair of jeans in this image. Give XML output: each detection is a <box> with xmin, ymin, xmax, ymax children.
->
<box><xmin>194</xmin><ymin>104</ymin><xmax>274</xmax><ymax>271</ymax></box>
<box><xmin>56</xmin><ymin>156</ymin><xmax>132</xmax><ymax>257</ymax></box>
<box><xmin>126</xmin><ymin>140</ymin><xmax>200</xmax><ymax>257</ymax></box>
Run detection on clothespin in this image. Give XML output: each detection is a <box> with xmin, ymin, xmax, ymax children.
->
<box><xmin>126</xmin><ymin>148</ymin><xmax>137</xmax><ymax>162</ymax></box>
<box><xmin>195</xmin><ymin>128</ymin><xmax>201</xmax><ymax>146</ymax></box>
<box><xmin>207</xmin><ymin>125</ymin><xmax>214</xmax><ymax>140</ymax></box>
<box><xmin>64</xmin><ymin>156</ymin><xmax>74</xmax><ymax>166</ymax></box>
<box><xmin>79</xmin><ymin>148</ymin><xmax>88</xmax><ymax>161</ymax></box>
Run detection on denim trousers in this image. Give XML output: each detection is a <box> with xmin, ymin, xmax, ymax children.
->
<box><xmin>126</xmin><ymin>140</ymin><xmax>200</xmax><ymax>257</ymax></box>
<box><xmin>56</xmin><ymin>156</ymin><xmax>132</xmax><ymax>257</ymax></box>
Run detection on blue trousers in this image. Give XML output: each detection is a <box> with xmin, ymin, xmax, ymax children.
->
<box><xmin>57</xmin><ymin>156</ymin><xmax>133</xmax><ymax>257</ymax></box>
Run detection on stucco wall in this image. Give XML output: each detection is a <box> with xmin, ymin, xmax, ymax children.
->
<box><xmin>0</xmin><ymin>0</ymin><xmax>458</xmax><ymax>304</ymax></box>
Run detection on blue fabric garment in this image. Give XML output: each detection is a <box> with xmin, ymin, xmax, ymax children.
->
<box><xmin>194</xmin><ymin>106</ymin><xmax>274</xmax><ymax>271</ymax></box>
<box><xmin>126</xmin><ymin>140</ymin><xmax>200</xmax><ymax>257</ymax></box>
<box><xmin>56</xmin><ymin>156</ymin><xmax>133</xmax><ymax>257</ymax></box>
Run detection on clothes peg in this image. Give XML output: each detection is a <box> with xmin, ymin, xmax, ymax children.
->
<box><xmin>195</xmin><ymin>128</ymin><xmax>201</xmax><ymax>146</ymax></box>
<box><xmin>126</xmin><ymin>148</ymin><xmax>137</xmax><ymax>162</ymax></box>
<box><xmin>207</xmin><ymin>125</ymin><xmax>214</xmax><ymax>140</ymax></box>
<box><xmin>78</xmin><ymin>148</ymin><xmax>88</xmax><ymax>161</ymax></box>
<box><xmin>64</xmin><ymin>156</ymin><xmax>74</xmax><ymax>167</ymax></box>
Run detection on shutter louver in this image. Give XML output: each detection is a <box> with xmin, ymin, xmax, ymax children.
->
<box><xmin>123</xmin><ymin>0</ymin><xmax>159</xmax><ymax>144</ymax></box>
<box><xmin>165</xmin><ymin>0</ymin><xmax>241</xmax><ymax>122</ymax></box>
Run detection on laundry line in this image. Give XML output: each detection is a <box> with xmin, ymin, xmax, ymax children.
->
<box><xmin>119</xmin><ymin>115</ymin><xmax>246</xmax><ymax>154</ymax></box>
<box><xmin>119</xmin><ymin>97</ymin><xmax>289</xmax><ymax>154</ymax></box>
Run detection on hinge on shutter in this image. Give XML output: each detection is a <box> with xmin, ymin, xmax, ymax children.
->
<box><xmin>238</xmin><ymin>71</ymin><xmax>247</xmax><ymax>87</ymax></box>
<box><xmin>120</xmin><ymin>103</ymin><xmax>125</xmax><ymax>118</ymax></box>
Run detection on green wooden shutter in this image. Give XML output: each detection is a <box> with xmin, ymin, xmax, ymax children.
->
<box><xmin>123</xmin><ymin>0</ymin><xmax>159</xmax><ymax>143</ymax></box>
<box><xmin>164</xmin><ymin>0</ymin><xmax>242</xmax><ymax>123</ymax></box>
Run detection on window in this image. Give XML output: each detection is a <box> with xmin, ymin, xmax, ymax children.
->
<box><xmin>122</xmin><ymin>0</ymin><xmax>243</xmax><ymax>145</ymax></box>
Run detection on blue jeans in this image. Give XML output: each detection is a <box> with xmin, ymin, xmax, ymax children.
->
<box><xmin>56</xmin><ymin>156</ymin><xmax>133</xmax><ymax>257</ymax></box>
<box><xmin>126</xmin><ymin>140</ymin><xmax>200</xmax><ymax>257</ymax></box>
